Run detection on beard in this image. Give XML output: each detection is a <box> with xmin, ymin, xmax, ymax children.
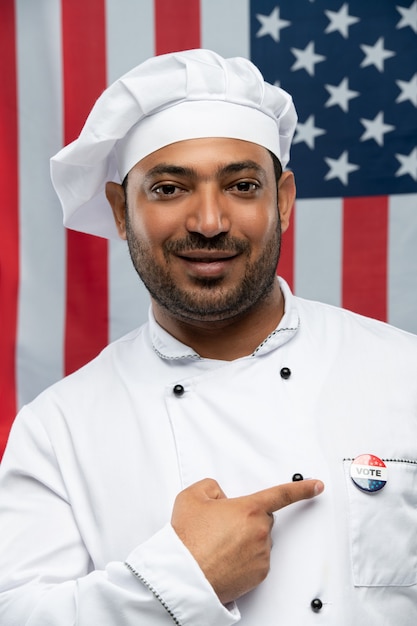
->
<box><xmin>125</xmin><ymin>212</ymin><xmax>282</xmax><ymax>323</ymax></box>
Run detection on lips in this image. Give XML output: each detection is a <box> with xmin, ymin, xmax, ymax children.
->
<box><xmin>175</xmin><ymin>250</ymin><xmax>239</xmax><ymax>277</ymax></box>
<box><xmin>177</xmin><ymin>250</ymin><xmax>238</xmax><ymax>262</ymax></box>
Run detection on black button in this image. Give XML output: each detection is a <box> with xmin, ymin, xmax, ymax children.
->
<box><xmin>280</xmin><ymin>367</ymin><xmax>291</xmax><ymax>379</ymax></box>
<box><xmin>292</xmin><ymin>473</ymin><xmax>304</xmax><ymax>482</ymax></box>
<box><xmin>173</xmin><ymin>384</ymin><xmax>185</xmax><ymax>396</ymax></box>
<box><xmin>311</xmin><ymin>598</ymin><xmax>323</xmax><ymax>612</ymax></box>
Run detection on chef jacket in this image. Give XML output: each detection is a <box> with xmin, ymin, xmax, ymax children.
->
<box><xmin>0</xmin><ymin>278</ymin><xmax>417</xmax><ymax>626</ymax></box>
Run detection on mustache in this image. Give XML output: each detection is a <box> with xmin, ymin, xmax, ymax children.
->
<box><xmin>164</xmin><ymin>233</ymin><xmax>250</xmax><ymax>255</ymax></box>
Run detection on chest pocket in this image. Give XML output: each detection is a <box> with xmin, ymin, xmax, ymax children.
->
<box><xmin>343</xmin><ymin>459</ymin><xmax>417</xmax><ymax>587</ymax></box>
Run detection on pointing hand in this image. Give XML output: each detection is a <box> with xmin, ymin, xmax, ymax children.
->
<box><xmin>171</xmin><ymin>477</ymin><xmax>324</xmax><ymax>604</ymax></box>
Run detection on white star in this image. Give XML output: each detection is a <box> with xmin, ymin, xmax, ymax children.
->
<box><xmin>325</xmin><ymin>151</ymin><xmax>359</xmax><ymax>185</ymax></box>
<box><xmin>395</xmin><ymin>147</ymin><xmax>417</xmax><ymax>180</ymax></box>
<box><xmin>360</xmin><ymin>37</ymin><xmax>396</xmax><ymax>72</ymax></box>
<box><xmin>293</xmin><ymin>115</ymin><xmax>326</xmax><ymax>149</ymax></box>
<box><xmin>290</xmin><ymin>41</ymin><xmax>326</xmax><ymax>76</ymax></box>
<box><xmin>396</xmin><ymin>73</ymin><xmax>417</xmax><ymax>106</ymax></box>
<box><xmin>360</xmin><ymin>112</ymin><xmax>395</xmax><ymax>146</ymax></box>
<box><xmin>325</xmin><ymin>77</ymin><xmax>360</xmax><ymax>112</ymax></box>
<box><xmin>396</xmin><ymin>1</ymin><xmax>417</xmax><ymax>34</ymax></box>
<box><xmin>256</xmin><ymin>7</ymin><xmax>291</xmax><ymax>42</ymax></box>
<box><xmin>325</xmin><ymin>3</ymin><xmax>359</xmax><ymax>38</ymax></box>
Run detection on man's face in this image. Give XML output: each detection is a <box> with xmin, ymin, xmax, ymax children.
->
<box><xmin>111</xmin><ymin>137</ymin><xmax>294</xmax><ymax>323</ymax></box>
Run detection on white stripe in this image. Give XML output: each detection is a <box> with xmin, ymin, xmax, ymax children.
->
<box><xmin>108</xmin><ymin>241</ymin><xmax>151</xmax><ymax>343</ymax></box>
<box><xmin>15</xmin><ymin>0</ymin><xmax>65</xmax><ymax>406</ymax></box>
<box><xmin>294</xmin><ymin>198</ymin><xmax>342</xmax><ymax>307</ymax></box>
<box><xmin>106</xmin><ymin>0</ymin><xmax>154</xmax><ymax>341</ymax></box>
<box><xmin>105</xmin><ymin>0</ymin><xmax>155</xmax><ymax>84</ymax></box>
<box><xmin>201</xmin><ymin>0</ymin><xmax>250</xmax><ymax>58</ymax></box>
<box><xmin>388</xmin><ymin>194</ymin><xmax>417</xmax><ymax>335</ymax></box>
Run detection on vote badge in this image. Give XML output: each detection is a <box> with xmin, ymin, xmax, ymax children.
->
<box><xmin>350</xmin><ymin>454</ymin><xmax>387</xmax><ymax>493</ymax></box>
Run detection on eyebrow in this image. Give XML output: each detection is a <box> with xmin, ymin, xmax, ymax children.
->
<box><xmin>218</xmin><ymin>161</ymin><xmax>266</xmax><ymax>177</ymax></box>
<box><xmin>143</xmin><ymin>160</ymin><xmax>266</xmax><ymax>183</ymax></box>
<box><xmin>144</xmin><ymin>164</ymin><xmax>195</xmax><ymax>182</ymax></box>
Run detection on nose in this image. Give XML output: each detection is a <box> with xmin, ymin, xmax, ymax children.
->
<box><xmin>185</xmin><ymin>186</ymin><xmax>230</xmax><ymax>238</ymax></box>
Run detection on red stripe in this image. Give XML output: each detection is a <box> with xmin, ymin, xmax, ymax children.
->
<box><xmin>61</xmin><ymin>0</ymin><xmax>109</xmax><ymax>375</ymax></box>
<box><xmin>342</xmin><ymin>196</ymin><xmax>388</xmax><ymax>321</ymax></box>
<box><xmin>154</xmin><ymin>0</ymin><xmax>200</xmax><ymax>54</ymax></box>
<box><xmin>278</xmin><ymin>203</ymin><xmax>295</xmax><ymax>290</ymax></box>
<box><xmin>0</xmin><ymin>0</ymin><xmax>19</xmax><ymax>458</ymax></box>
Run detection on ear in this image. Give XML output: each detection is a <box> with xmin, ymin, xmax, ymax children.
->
<box><xmin>277</xmin><ymin>171</ymin><xmax>296</xmax><ymax>233</ymax></box>
<box><xmin>105</xmin><ymin>181</ymin><xmax>127</xmax><ymax>240</ymax></box>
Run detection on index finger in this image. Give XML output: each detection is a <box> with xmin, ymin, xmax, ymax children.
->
<box><xmin>244</xmin><ymin>479</ymin><xmax>324</xmax><ymax>515</ymax></box>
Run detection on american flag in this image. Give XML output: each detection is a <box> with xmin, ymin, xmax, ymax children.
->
<box><xmin>0</xmin><ymin>0</ymin><xmax>416</xmax><ymax>457</ymax></box>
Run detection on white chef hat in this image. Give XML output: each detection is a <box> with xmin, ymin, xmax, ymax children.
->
<box><xmin>50</xmin><ymin>49</ymin><xmax>297</xmax><ymax>239</ymax></box>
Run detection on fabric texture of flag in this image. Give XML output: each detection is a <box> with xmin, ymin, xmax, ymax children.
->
<box><xmin>0</xmin><ymin>0</ymin><xmax>416</xmax><ymax>458</ymax></box>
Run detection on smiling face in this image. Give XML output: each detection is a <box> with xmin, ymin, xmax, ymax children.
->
<box><xmin>107</xmin><ymin>137</ymin><xmax>295</xmax><ymax>325</ymax></box>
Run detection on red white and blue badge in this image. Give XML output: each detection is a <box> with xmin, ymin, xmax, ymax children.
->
<box><xmin>350</xmin><ymin>454</ymin><xmax>387</xmax><ymax>493</ymax></box>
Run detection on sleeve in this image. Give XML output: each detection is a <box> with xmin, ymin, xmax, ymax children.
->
<box><xmin>0</xmin><ymin>409</ymin><xmax>240</xmax><ymax>626</ymax></box>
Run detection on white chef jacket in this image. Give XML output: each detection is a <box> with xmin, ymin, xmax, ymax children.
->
<box><xmin>0</xmin><ymin>278</ymin><xmax>417</xmax><ymax>626</ymax></box>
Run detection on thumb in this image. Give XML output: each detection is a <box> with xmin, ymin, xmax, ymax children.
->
<box><xmin>243</xmin><ymin>479</ymin><xmax>324</xmax><ymax>515</ymax></box>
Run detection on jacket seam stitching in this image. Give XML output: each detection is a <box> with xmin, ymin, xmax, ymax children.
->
<box><xmin>343</xmin><ymin>458</ymin><xmax>417</xmax><ymax>465</ymax></box>
<box><xmin>251</xmin><ymin>325</ymin><xmax>299</xmax><ymax>356</ymax></box>
<box><xmin>124</xmin><ymin>561</ymin><xmax>183</xmax><ymax>625</ymax></box>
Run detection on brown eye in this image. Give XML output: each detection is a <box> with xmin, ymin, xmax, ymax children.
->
<box><xmin>234</xmin><ymin>181</ymin><xmax>258</xmax><ymax>192</ymax></box>
<box><xmin>155</xmin><ymin>184</ymin><xmax>177</xmax><ymax>195</ymax></box>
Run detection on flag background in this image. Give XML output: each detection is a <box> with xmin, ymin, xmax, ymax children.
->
<box><xmin>1</xmin><ymin>0</ymin><xmax>416</xmax><ymax>458</ymax></box>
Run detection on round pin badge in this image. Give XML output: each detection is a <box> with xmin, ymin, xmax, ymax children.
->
<box><xmin>350</xmin><ymin>454</ymin><xmax>387</xmax><ymax>493</ymax></box>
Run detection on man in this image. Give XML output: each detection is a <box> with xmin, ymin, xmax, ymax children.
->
<box><xmin>0</xmin><ymin>49</ymin><xmax>416</xmax><ymax>625</ymax></box>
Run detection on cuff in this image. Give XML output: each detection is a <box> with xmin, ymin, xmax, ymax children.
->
<box><xmin>125</xmin><ymin>523</ymin><xmax>240</xmax><ymax>626</ymax></box>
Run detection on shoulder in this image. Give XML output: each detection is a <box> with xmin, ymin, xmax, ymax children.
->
<box><xmin>294</xmin><ymin>294</ymin><xmax>417</xmax><ymax>355</ymax></box>
<box><xmin>279</xmin><ymin>275</ymin><xmax>417</xmax><ymax>351</ymax></box>
<box><xmin>25</xmin><ymin>323</ymin><xmax>154</xmax><ymax>416</ymax></box>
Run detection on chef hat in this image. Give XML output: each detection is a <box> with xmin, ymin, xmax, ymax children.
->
<box><xmin>50</xmin><ymin>49</ymin><xmax>297</xmax><ymax>239</ymax></box>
